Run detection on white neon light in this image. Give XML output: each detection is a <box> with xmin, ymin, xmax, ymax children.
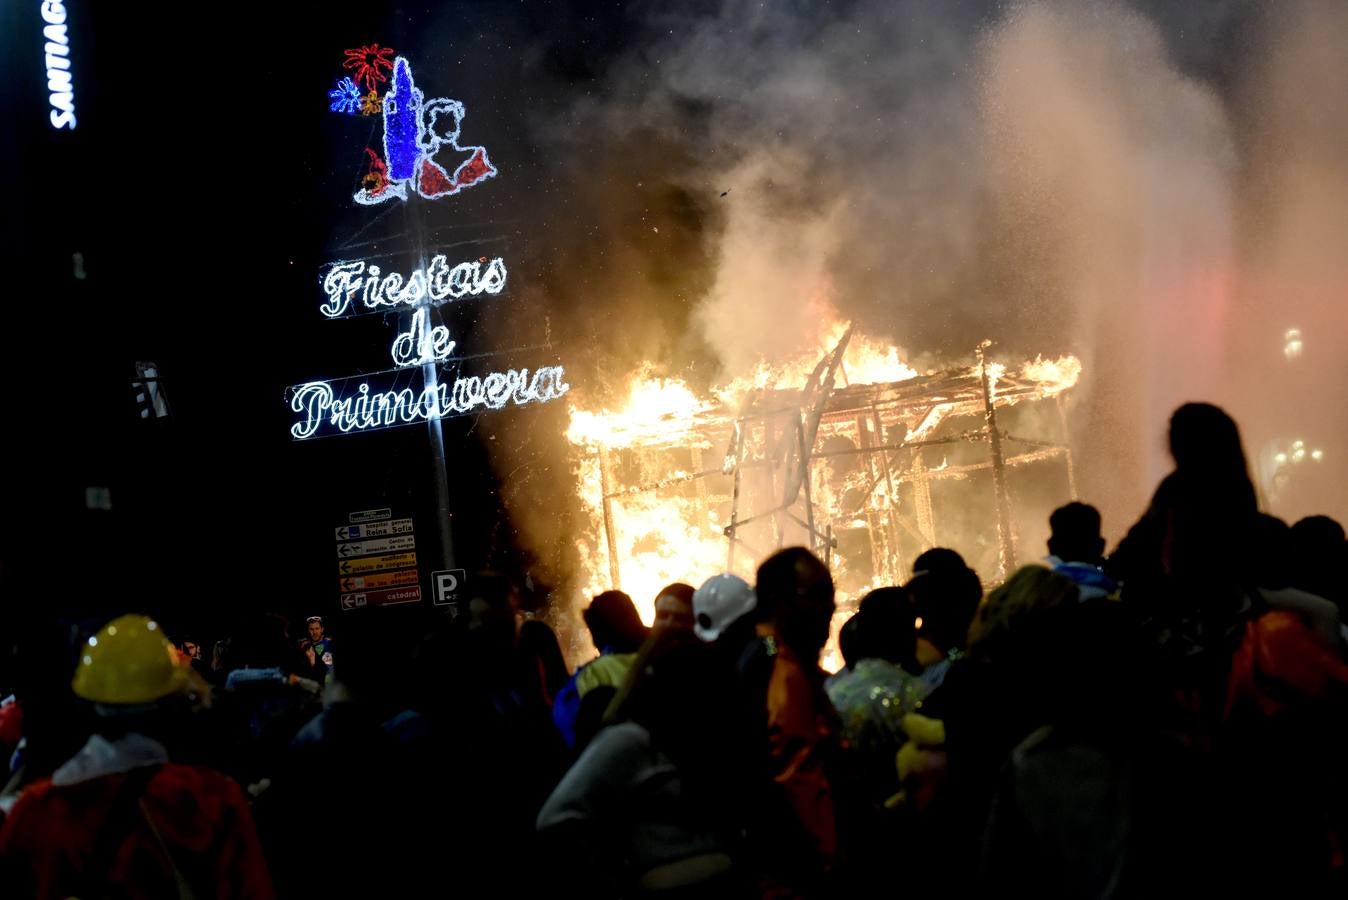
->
<box><xmin>320</xmin><ymin>255</ymin><xmax>508</xmax><ymax>318</ymax></box>
<box><xmin>42</xmin><ymin>2</ymin><xmax>76</xmax><ymax>129</ymax></box>
<box><xmin>390</xmin><ymin>307</ymin><xmax>456</xmax><ymax>367</ymax></box>
<box><xmin>289</xmin><ymin>366</ymin><xmax>570</xmax><ymax>439</ymax></box>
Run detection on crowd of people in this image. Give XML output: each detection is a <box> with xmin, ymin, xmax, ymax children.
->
<box><xmin>0</xmin><ymin>401</ymin><xmax>1346</xmax><ymax>898</ymax></box>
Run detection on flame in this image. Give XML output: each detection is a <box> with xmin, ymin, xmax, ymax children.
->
<box><xmin>566</xmin><ymin>365</ymin><xmax>711</xmax><ymax>449</ymax></box>
<box><xmin>564</xmin><ymin>316</ymin><xmax>1081</xmax><ymax>668</ymax></box>
<box><xmin>1019</xmin><ymin>355</ymin><xmax>1082</xmax><ymax>394</ymax></box>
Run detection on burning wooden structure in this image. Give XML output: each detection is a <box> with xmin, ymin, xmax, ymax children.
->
<box><xmin>566</xmin><ymin>331</ymin><xmax>1080</xmax><ymax>626</ymax></box>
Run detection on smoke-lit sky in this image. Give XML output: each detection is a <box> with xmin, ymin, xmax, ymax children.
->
<box><xmin>493</xmin><ymin>0</ymin><xmax>1348</xmax><ymax>567</ymax></box>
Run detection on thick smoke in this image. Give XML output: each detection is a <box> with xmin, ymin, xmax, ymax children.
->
<box><xmin>490</xmin><ymin>0</ymin><xmax>1348</xmax><ymax>595</ymax></box>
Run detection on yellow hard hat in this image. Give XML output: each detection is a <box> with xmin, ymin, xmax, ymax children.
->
<box><xmin>71</xmin><ymin>614</ymin><xmax>189</xmax><ymax>705</ymax></box>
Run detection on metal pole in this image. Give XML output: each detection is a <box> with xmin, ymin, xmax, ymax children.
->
<box><xmin>405</xmin><ymin>204</ymin><xmax>456</xmax><ymax>573</ymax></box>
<box><xmin>871</xmin><ymin>404</ymin><xmax>905</xmax><ymax>580</ymax></box>
<box><xmin>977</xmin><ymin>341</ymin><xmax>1016</xmax><ymax>579</ymax></box>
<box><xmin>800</xmin><ymin>417</ymin><xmax>818</xmax><ymax>554</ymax></box>
<box><xmin>598</xmin><ymin>449</ymin><xmax>621</xmax><ymax>589</ymax></box>
<box><xmin>726</xmin><ymin>419</ymin><xmax>747</xmax><ymax>572</ymax></box>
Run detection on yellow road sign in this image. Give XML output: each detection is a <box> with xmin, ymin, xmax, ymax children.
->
<box><xmin>337</xmin><ymin>552</ymin><xmax>416</xmax><ymax>575</ymax></box>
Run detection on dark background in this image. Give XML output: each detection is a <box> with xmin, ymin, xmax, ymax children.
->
<box><xmin>1</xmin><ymin>1</ymin><xmax>641</xmax><ymax>642</ymax></box>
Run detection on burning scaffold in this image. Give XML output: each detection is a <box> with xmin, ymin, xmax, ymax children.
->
<box><xmin>564</xmin><ymin>322</ymin><xmax>1082</xmax><ymax>648</ymax></box>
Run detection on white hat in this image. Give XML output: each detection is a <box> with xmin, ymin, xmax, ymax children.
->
<box><xmin>692</xmin><ymin>573</ymin><xmax>756</xmax><ymax>642</ymax></box>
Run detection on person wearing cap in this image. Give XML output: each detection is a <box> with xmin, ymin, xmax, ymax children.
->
<box><xmin>0</xmin><ymin>614</ymin><xmax>275</xmax><ymax>899</ymax></box>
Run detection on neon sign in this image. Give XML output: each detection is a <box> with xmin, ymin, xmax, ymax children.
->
<box><xmin>291</xmin><ymin>46</ymin><xmax>568</xmax><ymax>440</ymax></box>
<box><xmin>41</xmin><ymin>1</ymin><xmax>76</xmax><ymax>130</ymax></box>
<box><xmin>390</xmin><ymin>308</ymin><xmax>455</xmax><ymax>368</ymax></box>
<box><xmin>319</xmin><ymin>255</ymin><xmax>508</xmax><ymax>318</ymax></box>
<box><xmin>292</xmin><ymin>249</ymin><xmax>568</xmax><ymax>436</ymax></box>
<box><xmin>288</xmin><ymin>366</ymin><xmax>570</xmax><ymax>440</ymax></box>
<box><xmin>329</xmin><ymin>51</ymin><xmax>496</xmax><ymax>206</ymax></box>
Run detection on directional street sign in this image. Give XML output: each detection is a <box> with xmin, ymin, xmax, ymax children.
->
<box><xmin>338</xmin><ymin>569</ymin><xmax>419</xmax><ymax>593</ymax></box>
<box><xmin>432</xmin><ymin>569</ymin><xmax>466</xmax><ymax>607</ymax></box>
<box><xmin>337</xmin><ymin>552</ymin><xmax>417</xmax><ymax>575</ymax></box>
<box><xmin>348</xmin><ymin>508</ymin><xmax>392</xmax><ymax>524</ymax></box>
<box><xmin>336</xmin><ymin>535</ymin><xmax>416</xmax><ymax>558</ymax></box>
<box><xmin>341</xmin><ymin>586</ymin><xmax>422</xmax><ymax>608</ymax></box>
<box><xmin>335</xmin><ymin>518</ymin><xmax>414</xmax><ymax>541</ymax></box>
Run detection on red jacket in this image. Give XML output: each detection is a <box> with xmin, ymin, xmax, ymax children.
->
<box><xmin>0</xmin><ymin>763</ymin><xmax>275</xmax><ymax>899</ymax></box>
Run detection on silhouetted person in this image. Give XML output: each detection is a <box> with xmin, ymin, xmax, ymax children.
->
<box><xmin>652</xmin><ymin>582</ymin><xmax>696</xmax><ymax>632</ymax></box>
<box><xmin>826</xmin><ymin>588</ymin><xmax>925</xmax><ymax>827</ymax></box>
<box><xmin>1109</xmin><ymin>402</ymin><xmax>1259</xmax><ymax>588</ymax></box>
<box><xmin>1046</xmin><ymin>502</ymin><xmax>1118</xmax><ymax>600</ymax></box>
<box><xmin>1292</xmin><ymin>515</ymin><xmax>1348</xmax><ymax>621</ymax></box>
<box><xmin>905</xmin><ymin>548</ymin><xmax>982</xmax><ymax>692</ymax></box>
<box><xmin>753</xmin><ymin>547</ymin><xmax>842</xmax><ymax>897</ymax></box>
<box><xmin>553</xmin><ymin>591</ymin><xmax>649</xmax><ymax>751</ymax></box>
<box><xmin>538</xmin><ymin>629</ymin><xmax>752</xmax><ymax>898</ymax></box>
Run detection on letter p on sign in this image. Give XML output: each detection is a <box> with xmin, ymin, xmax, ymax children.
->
<box><xmin>433</xmin><ymin>569</ymin><xmax>466</xmax><ymax>608</ymax></box>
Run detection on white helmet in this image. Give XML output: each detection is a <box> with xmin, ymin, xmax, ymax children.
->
<box><xmin>692</xmin><ymin>573</ymin><xmax>756</xmax><ymax>642</ymax></box>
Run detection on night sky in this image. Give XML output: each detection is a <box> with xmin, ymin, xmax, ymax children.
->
<box><xmin>6</xmin><ymin>0</ymin><xmax>1346</xmax><ymax>639</ymax></box>
<box><xmin>3</xmin><ymin>2</ymin><xmax>644</xmax><ymax>636</ymax></box>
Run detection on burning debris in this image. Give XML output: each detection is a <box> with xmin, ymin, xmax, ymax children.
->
<box><xmin>564</xmin><ymin>322</ymin><xmax>1080</xmax><ymax>668</ymax></box>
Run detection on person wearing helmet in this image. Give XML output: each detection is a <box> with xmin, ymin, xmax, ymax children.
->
<box><xmin>0</xmin><ymin>614</ymin><xmax>275</xmax><ymax>899</ymax></box>
<box><xmin>691</xmin><ymin>573</ymin><xmax>757</xmax><ymax>646</ymax></box>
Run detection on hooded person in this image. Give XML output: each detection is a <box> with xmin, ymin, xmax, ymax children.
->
<box><xmin>0</xmin><ymin>614</ymin><xmax>275</xmax><ymax>899</ymax></box>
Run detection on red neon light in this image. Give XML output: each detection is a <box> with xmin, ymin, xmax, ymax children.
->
<box><xmin>343</xmin><ymin>44</ymin><xmax>396</xmax><ymax>93</ymax></box>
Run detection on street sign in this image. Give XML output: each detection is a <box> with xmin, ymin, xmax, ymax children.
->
<box><xmin>336</xmin><ymin>534</ymin><xmax>416</xmax><ymax>558</ymax></box>
<box><xmin>334</xmin><ymin>518</ymin><xmax>414</xmax><ymax>540</ymax></box>
<box><xmin>432</xmin><ymin>569</ymin><xmax>466</xmax><ymax>607</ymax></box>
<box><xmin>338</xmin><ymin>569</ymin><xmax>419</xmax><ymax>593</ymax></box>
<box><xmin>341</xmin><ymin>585</ymin><xmax>422</xmax><ymax>608</ymax></box>
<box><xmin>337</xmin><ymin>551</ymin><xmax>416</xmax><ymax>575</ymax></box>
<box><xmin>348</xmin><ymin>507</ymin><xmax>392</xmax><ymax>524</ymax></box>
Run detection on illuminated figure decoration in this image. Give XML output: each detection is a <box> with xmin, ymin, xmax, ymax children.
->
<box><xmin>337</xmin><ymin>56</ymin><xmax>497</xmax><ymax>206</ymax></box>
<box><xmin>359</xmin><ymin>90</ymin><xmax>383</xmax><ymax>116</ymax></box>
<box><xmin>343</xmin><ymin>43</ymin><xmax>396</xmax><ymax>93</ymax></box>
<box><xmin>361</xmin><ymin>148</ymin><xmax>391</xmax><ymax>197</ymax></box>
<box><xmin>329</xmin><ymin>77</ymin><xmax>362</xmax><ymax>115</ymax></box>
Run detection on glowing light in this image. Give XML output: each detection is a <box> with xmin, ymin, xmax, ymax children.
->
<box><xmin>1312</xmin><ymin>449</ymin><xmax>1325</xmax><ymax>462</ymax></box>
<box><xmin>1284</xmin><ymin>328</ymin><xmax>1303</xmax><ymax>361</ymax></box>
<box><xmin>319</xmin><ymin>255</ymin><xmax>508</xmax><ymax>318</ymax></box>
<box><xmin>390</xmin><ymin>307</ymin><xmax>456</xmax><ymax>368</ymax></box>
<box><xmin>288</xmin><ymin>366</ymin><xmax>570</xmax><ymax>440</ymax></box>
<box><xmin>342</xmin><ymin>56</ymin><xmax>498</xmax><ymax>206</ymax></box>
<box><xmin>329</xmin><ymin>77</ymin><xmax>362</xmax><ymax>115</ymax></box>
<box><xmin>359</xmin><ymin>90</ymin><xmax>382</xmax><ymax>117</ymax></box>
<box><xmin>342</xmin><ymin>43</ymin><xmax>395</xmax><ymax>93</ymax></box>
<box><xmin>1019</xmin><ymin>356</ymin><xmax>1082</xmax><ymax>394</ymax></box>
<box><xmin>382</xmin><ymin>56</ymin><xmax>421</xmax><ymax>182</ymax></box>
<box><xmin>566</xmin><ymin>367</ymin><xmax>711</xmax><ymax>449</ymax></box>
<box><xmin>1275</xmin><ymin>453</ymin><xmax>1288</xmax><ymax>464</ymax></box>
<box><xmin>42</xmin><ymin>1</ymin><xmax>76</xmax><ymax>130</ymax></box>
<box><xmin>563</xmin><ymin>310</ymin><xmax>1084</xmax><ymax>654</ymax></box>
